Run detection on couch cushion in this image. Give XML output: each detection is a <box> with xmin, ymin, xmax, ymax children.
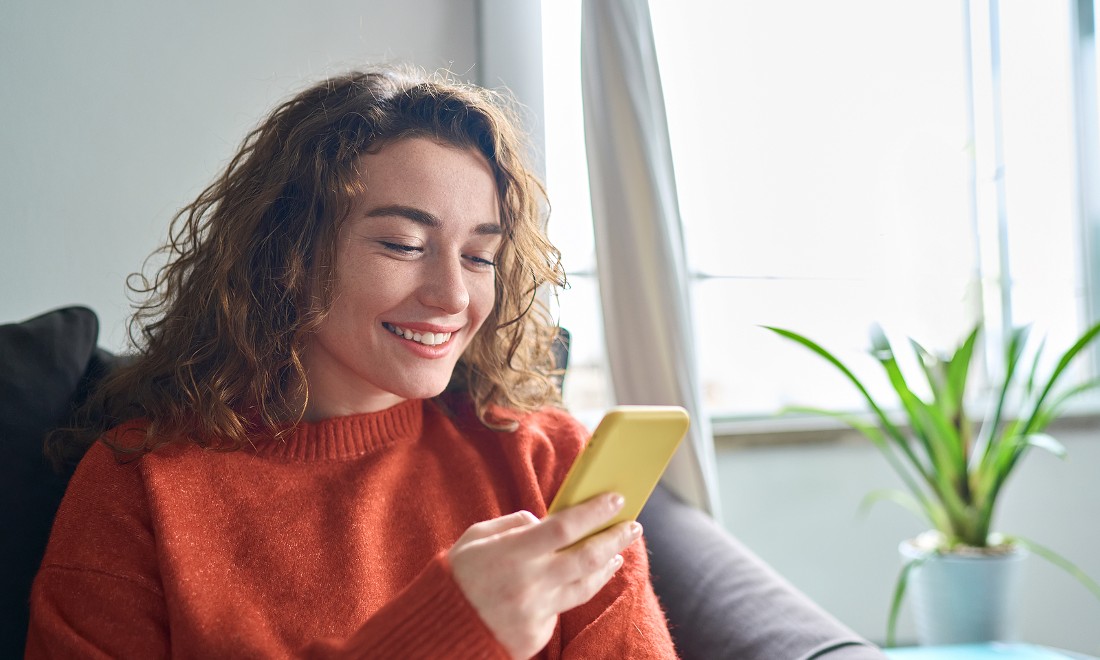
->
<box><xmin>0</xmin><ymin>306</ymin><xmax>100</xmax><ymax>655</ymax></box>
<box><xmin>639</xmin><ymin>485</ymin><xmax>885</xmax><ymax>659</ymax></box>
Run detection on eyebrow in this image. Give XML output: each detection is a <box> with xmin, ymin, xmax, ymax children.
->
<box><xmin>365</xmin><ymin>204</ymin><xmax>503</xmax><ymax>236</ymax></box>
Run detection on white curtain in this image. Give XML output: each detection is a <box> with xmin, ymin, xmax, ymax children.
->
<box><xmin>580</xmin><ymin>0</ymin><xmax>721</xmax><ymax>516</ymax></box>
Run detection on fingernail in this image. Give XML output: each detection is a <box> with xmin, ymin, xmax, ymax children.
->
<box><xmin>609</xmin><ymin>493</ymin><xmax>625</xmax><ymax>511</ymax></box>
<box><xmin>610</xmin><ymin>554</ymin><xmax>624</xmax><ymax>570</ymax></box>
<box><xmin>630</xmin><ymin>522</ymin><xmax>643</xmax><ymax>538</ymax></box>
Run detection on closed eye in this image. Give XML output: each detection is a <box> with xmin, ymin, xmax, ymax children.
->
<box><xmin>466</xmin><ymin>254</ymin><xmax>496</xmax><ymax>268</ymax></box>
<box><xmin>380</xmin><ymin>241</ymin><xmax>422</xmax><ymax>255</ymax></box>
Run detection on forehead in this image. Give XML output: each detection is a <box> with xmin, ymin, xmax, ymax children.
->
<box><xmin>352</xmin><ymin>137</ymin><xmax>501</xmax><ymax>225</ymax></box>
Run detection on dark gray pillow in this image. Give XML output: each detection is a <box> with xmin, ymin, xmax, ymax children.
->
<box><xmin>0</xmin><ymin>306</ymin><xmax>100</xmax><ymax>657</ymax></box>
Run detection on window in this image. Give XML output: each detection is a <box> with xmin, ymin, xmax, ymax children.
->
<box><xmin>542</xmin><ymin>1</ymin><xmax>612</xmax><ymax>421</ymax></box>
<box><xmin>542</xmin><ymin>1</ymin><xmax>1098</xmax><ymax>424</ymax></box>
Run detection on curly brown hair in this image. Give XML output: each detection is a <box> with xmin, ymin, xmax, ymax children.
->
<box><xmin>51</xmin><ymin>65</ymin><xmax>567</xmax><ymax>463</ymax></box>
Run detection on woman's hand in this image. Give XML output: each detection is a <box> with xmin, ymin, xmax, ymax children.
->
<box><xmin>447</xmin><ymin>493</ymin><xmax>642</xmax><ymax>660</ymax></box>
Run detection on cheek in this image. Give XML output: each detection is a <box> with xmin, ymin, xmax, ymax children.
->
<box><xmin>469</xmin><ymin>273</ymin><xmax>498</xmax><ymax>326</ymax></box>
<box><xmin>331</xmin><ymin>259</ymin><xmax>405</xmax><ymax>318</ymax></box>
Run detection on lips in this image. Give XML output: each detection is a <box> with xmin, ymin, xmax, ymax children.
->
<box><xmin>382</xmin><ymin>322</ymin><xmax>454</xmax><ymax>347</ymax></box>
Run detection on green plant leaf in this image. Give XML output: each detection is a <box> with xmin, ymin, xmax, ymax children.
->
<box><xmin>870</xmin><ymin>326</ymin><xmax>970</xmax><ymax>530</ymax></box>
<box><xmin>1023</xmin><ymin>320</ymin><xmax>1100</xmax><ymax>436</ymax></box>
<box><xmin>910</xmin><ymin>338</ymin><xmax>948</xmax><ymax>412</ymax></box>
<box><xmin>779</xmin><ymin>405</ymin><xmax>937</xmax><ymax>521</ymax></box>
<box><xmin>1028</xmin><ymin>377</ymin><xmax>1100</xmax><ymax>431</ymax></box>
<box><xmin>886</xmin><ymin>553</ymin><xmax>930</xmax><ymax>648</ymax></box>
<box><xmin>978</xmin><ymin>321</ymin><xmax>1100</xmax><ymax>532</ymax></box>
<box><xmin>1020</xmin><ymin>433</ymin><xmax>1067</xmax><ymax>459</ymax></box>
<box><xmin>777</xmin><ymin>406</ymin><xmax>888</xmax><ymax>447</ymax></box>
<box><xmin>946</xmin><ymin>325</ymin><xmax>981</xmax><ymax>412</ymax></box>
<box><xmin>945</xmin><ymin>326</ymin><xmax>980</xmax><ymax>467</ymax></box>
<box><xmin>973</xmin><ymin>325</ymin><xmax>1031</xmax><ymax>476</ymax></box>
<box><xmin>1010</xmin><ymin>535</ymin><xmax>1100</xmax><ymax>602</ymax></box>
<box><xmin>869</xmin><ymin>327</ymin><xmax>946</xmax><ymax>465</ymax></box>
<box><xmin>769</xmin><ymin>320</ymin><xmax>1100</xmax><ymax>617</ymax></box>
<box><xmin>973</xmin><ymin>427</ymin><xmax>1060</xmax><ymax>545</ymax></box>
<box><xmin>975</xmin><ymin>419</ymin><xmax>1023</xmax><ymax>505</ymax></box>
<box><xmin>912</xmin><ymin>333</ymin><xmax>978</xmax><ymax>468</ymax></box>
<box><xmin>763</xmin><ymin>327</ymin><xmax>910</xmax><ymax>446</ymax></box>
<box><xmin>858</xmin><ymin>488</ymin><xmax>931</xmax><ymax>527</ymax></box>
<box><xmin>765</xmin><ymin>326</ymin><xmax>944</xmax><ymax>505</ymax></box>
<box><xmin>1024</xmin><ymin>336</ymin><xmax>1047</xmax><ymax>396</ymax></box>
<box><xmin>978</xmin><ymin>433</ymin><xmax>1066</xmax><ymax>518</ymax></box>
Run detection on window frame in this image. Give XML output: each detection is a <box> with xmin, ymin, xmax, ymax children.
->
<box><xmin>541</xmin><ymin>0</ymin><xmax>1100</xmax><ymax>432</ymax></box>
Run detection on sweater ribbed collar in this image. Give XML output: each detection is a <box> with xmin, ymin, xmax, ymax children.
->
<box><xmin>253</xmin><ymin>398</ymin><xmax>425</xmax><ymax>461</ymax></box>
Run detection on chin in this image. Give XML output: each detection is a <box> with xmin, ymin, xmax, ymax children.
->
<box><xmin>387</xmin><ymin>375</ymin><xmax>454</xmax><ymax>402</ymax></box>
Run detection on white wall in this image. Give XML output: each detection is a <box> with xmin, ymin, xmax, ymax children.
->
<box><xmin>716</xmin><ymin>419</ymin><xmax>1100</xmax><ymax>655</ymax></box>
<box><xmin>0</xmin><ymin>0</ymin><xmax>478</xmax><ymax>350</ymax></box>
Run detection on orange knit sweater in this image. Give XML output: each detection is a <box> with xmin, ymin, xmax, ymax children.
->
<box><xmin>26</xmin><ymin>398</ymin><xmax>677</xmax><ymax>659</ymax></box>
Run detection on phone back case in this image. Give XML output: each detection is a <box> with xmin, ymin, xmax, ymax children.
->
<box><xmin>547</xmin><ymin>406</ymin><xmax>690</xmax><ymax>536</ymax></box>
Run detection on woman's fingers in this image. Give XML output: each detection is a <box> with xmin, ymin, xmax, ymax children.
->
<box><xmin>446</xmin><ymin>497</ymin><xmax>638</xmax><ymax>660</ymax></box>
<box><xmin>549</xmin><ymin>520</ymin><xmax>642</xmax><ymax>584</ymax></box>
<box><xmin>449</xmin><ymin>510</ymin><xmax>566</xmax><ymax>659</ymax></box>
<box><xmin>552</xmin><ymin>552</ymin><xmax>627</xmax><ymax>613</ymax></box>
<box><xmin>511</xmin><ymin>493</ymin><xmax>625</xmax><ymax>557</ymax></box>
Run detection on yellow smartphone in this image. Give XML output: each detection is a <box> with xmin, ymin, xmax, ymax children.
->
<box><xmin>547</xmin><ymin>406</ymin><xmax>690</xmax><ymax>536</ymax></box>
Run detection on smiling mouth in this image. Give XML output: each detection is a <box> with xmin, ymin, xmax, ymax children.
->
<box><xmin>383</xmin><ymin>322</ymin><xmax>454</xmax><ymax>347</ymax></box>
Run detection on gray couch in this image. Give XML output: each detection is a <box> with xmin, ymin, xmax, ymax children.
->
<box><xmin>1</xmin><ymin>306</ymin><xmax>884</xmax><ymax>658</ymax></box>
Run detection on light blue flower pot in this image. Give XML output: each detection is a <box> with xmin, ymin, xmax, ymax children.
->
<box><xmin>899</xmin><ymin>533</ymin><xmax>1029</xmax><ymax>646</ymax></box>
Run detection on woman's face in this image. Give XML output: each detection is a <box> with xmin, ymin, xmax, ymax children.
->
<box><xmin>301</xmin><ymin>137</ymin><xmax>502</xmax><ymax>419</ymax></box>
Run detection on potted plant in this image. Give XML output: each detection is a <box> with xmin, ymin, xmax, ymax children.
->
<box><xmin>764</xmin><ymin>321</ymin><xmax>1100</xmax><ymax>646</ymax></box>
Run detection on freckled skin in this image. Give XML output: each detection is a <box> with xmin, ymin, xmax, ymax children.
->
<box><xmin>301</xmin><ymin>138</ymin><xmax>502</xmax><ymax>420</ymax></box>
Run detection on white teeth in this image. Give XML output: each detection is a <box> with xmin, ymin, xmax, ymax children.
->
<box><xmin>385</xmin><ymin>323</ymin><xmax>452</xmax><ymax>347</ymax></box>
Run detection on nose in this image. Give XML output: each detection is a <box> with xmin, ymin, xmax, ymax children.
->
<box><xmin>418</xmin><ymin>253</ymin><xmax>470</xmax><ymax>314</ymax></box>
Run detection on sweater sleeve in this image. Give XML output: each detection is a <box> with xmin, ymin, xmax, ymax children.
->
<box><xmin>26</xmin><ymin>441</ymin><xmax>170</xmax><ymax>660</ymax></box>
<box><xmin>29</xmin><ymin>549</ymin><xmax>507</xmax><ymax>660</ymax></box>
<box><xmin>27</xmin><ymin>566</ymin><xmax>171</xmax><ymax>660</ymax></box>
<box><xmin>299</xmin><ymin>552</ymin><xmax>509</xmax><ymax>660</ymax></box>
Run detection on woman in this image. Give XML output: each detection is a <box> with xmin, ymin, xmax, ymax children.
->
<box><xmin>27</xmin><ymin>66</ymin><xmax>676</xmax><ymax>658</ymax></box>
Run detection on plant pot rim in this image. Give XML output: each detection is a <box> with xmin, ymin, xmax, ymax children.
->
<box><xmin>899</xmin><ymin>530</ymin><xmax>1029</xmax><ymax>561</ymax></box>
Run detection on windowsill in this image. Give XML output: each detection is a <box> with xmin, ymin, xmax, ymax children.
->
<box><xmin>569</xmin><ymin>395</ymin><xmax>1100</xmax><ymax>448</ymax></box>
<box><xmin>712</xmin><ymin>405</ymin><xmax>1100</xmax><ymax>449</ymax></box>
